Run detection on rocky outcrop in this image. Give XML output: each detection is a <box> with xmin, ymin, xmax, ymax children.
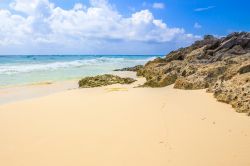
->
<box><xmin>208</xmin><ymin>73</ymin><xmax>250</xmax><ymax>113</ymax></box>
<box><xmin>114</xmin><ymin>65</ymin><xmax>143</xmax><ymax>72</ymax></box>
<box><xmin>137</xmin><ymin>32</ymin><xmax>250</xmax><ymax>114</ymax></box>
<box><xmin>79</xmin><ymin>74</ymin><xmax>136</xmax><ymax>88</ymax></box>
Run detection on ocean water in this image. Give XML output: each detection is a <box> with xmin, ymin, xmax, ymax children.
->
<box><xmin>0</xmin><ymin>55</ymin><xmax>158</xmax><ymax>87</ymax></box>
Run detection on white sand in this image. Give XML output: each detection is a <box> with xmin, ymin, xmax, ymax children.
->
<box><xmin>0</xmin><ymin>72</ymin><xmax>250</xmax><ymax>166</ymax></box>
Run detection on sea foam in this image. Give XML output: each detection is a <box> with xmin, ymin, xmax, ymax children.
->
<box><xmin>0</xmin><ymin>57</ymin><xmax>155</xmax><ymax>75</ymax></box>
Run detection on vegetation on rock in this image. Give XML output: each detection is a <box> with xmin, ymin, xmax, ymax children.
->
<box><xmin>78</xmin><ymin>74</ymin><xmax>136</xmax><ymax>88</ymax></box>
<box><xmin>114</xmin><ymin>65</ymin><xmax>143</xmax><ymax>72</ymax></box>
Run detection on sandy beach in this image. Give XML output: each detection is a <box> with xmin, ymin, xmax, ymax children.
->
<box><xmin>0</xmin><ymin>0</ymin><xmax>249</xmax><ymax>165</ymax></box>
<box><xmin>0</xmin><ymin>72</ymin><xmax>250</xmax><ymax>166</ymax></box>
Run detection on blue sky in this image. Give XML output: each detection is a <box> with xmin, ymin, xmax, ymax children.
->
<box><xmin>51</xmin><ymin>0</ymin><xmax>250</xmax><ymax>35</ymax></box>
<box><xmin>0</xmin><ymin>0</ymin><xmax>249</xmax><ymax>55</ymax></box>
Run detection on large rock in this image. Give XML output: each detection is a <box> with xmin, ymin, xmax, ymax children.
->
<box><xmin>78</xmin><ymin>74</ymin><xmax>136</xmax><ymax>88</ymax></box>
<box><xmin>137</xmin><ymin>60</ymin><xmax>183</xmax><ymax>87</ymax></box>
<box><xmin>175</xmin><ymin>62</ymin><xmax>227</xmax><ymax>89</ymax></box>
<box><xmin>137</xmin><ymin>32</ymin><xmax>250</xmax><ymax>114</ymax></box>
<box><xmin>209</xmin><ymin>73</ymin><xmax>250</xmax><ymax>113</ymax></box>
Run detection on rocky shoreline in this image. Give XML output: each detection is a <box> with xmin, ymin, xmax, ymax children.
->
<box><xmin>78</xmin><ymin>32</ymin><xmax>249</xmax><ymax>114</ymax></box>
<box><xmin>120</xmin><ymin>32</ymin><xmax>250</xmax><ymax>114</ymax></box>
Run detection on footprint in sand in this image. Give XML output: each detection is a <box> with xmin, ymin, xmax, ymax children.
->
<box><xmin>105</xmin><ymin>87</ymin><xmax>128</xmax><ymax>92</ymax></box>
<box><xmin>201</xmin><ymin>117</ymin><xmax>207</xmax><ymax>121</ymax></box>
<box><xmin>159</xmin><ymin>140</ymin><xmax>172</xmax><ymax>150</ymax></box>
<box><xmin>161</xmin><ymin>103</ymin><xmax>167</xmax><ymax>110</ymax></box>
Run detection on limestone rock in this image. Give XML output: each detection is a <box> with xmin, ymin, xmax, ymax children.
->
<box><xmin>136</xmin><ymin>32</ymin><xmax>250</xmax><ymax>114</ymax></box>
<box><xmin>209</xmin><ymin>73</ymin><xmax>250</xmax><ymax>113</ymax></box>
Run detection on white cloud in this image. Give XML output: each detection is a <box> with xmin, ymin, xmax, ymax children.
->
<box><xmin>0</xmin><ymin>0</ymin><xmax>199</xmax><ymax>54</ymax></box>
<box><xmin>194</xmin><ymin>6</ymin><xmax>215</xmax><ymax>12</ymax></box>
<box><xmin>194</xmin><ymin>22</ymin><xmax>202</xmax><ymax>29</ymax></box>
<box><xmin>9</xmin><ymin>0</ymin><xmax>54</xmax><ymax>15</ymax></box>
<box><xmin>0</xmin><ymin>9</ymin><xmax>31</xmax><ymax>45</ymax></box>
<box><xmin>152</xmin><ymin>2</ymin><xmax>165</xmax><ymax>9</ymax></box>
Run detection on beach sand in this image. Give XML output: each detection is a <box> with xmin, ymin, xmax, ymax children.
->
<box><xmin>0</xmin><ymin>72</ymin><xmax>250</xmax><ymax>166</ymax></box>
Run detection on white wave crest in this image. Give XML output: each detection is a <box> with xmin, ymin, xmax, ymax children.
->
<box><xmin>0</xmin><ymin>57</ymin><xmax>156</xmax><ymax>75</ymax></box>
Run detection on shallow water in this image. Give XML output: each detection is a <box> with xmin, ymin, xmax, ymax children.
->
<box><xmin>0</xmin><ymin>55</ymin><xmax>158</xmax><ymax>86</ymax></box>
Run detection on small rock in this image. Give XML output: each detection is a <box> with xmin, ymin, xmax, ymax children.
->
<box><xmin>114</xmin><ymin>65</ymin><xmax>143</xmax><ymax>72</ymax></box>
<box><xmin>78</xmin><ymin>74</ymin><xmax>136</xmax><ymax>88</ymax></box>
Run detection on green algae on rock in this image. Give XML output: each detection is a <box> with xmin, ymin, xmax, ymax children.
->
<box><xmin>114</xmin><ymin>65</ymin><xmax>143</xmax><ymax>72</ymax></box>
<box><xmin>78</xmin><ymin>74</ymin><xmax>136</xmax><ymax>88</ymax></box>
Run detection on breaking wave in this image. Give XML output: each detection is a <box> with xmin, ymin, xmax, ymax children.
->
<box><xmin>0</xmin><ymin>57</ymin><xmax>156</xmax><ymax>75</ymax></box>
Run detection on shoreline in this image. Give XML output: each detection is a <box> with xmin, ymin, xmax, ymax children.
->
<box><xmin>0</xmin><ymin>71</ymin><xmax>141</xmax><ymax>105</ymax></box>
<box><xmin>0</xmin><ymin>70</ymin><xmax>247</xmax><ymax>116</ymax></box>
<box><xmin>0</xmin><ymin>79</ymin><xmax>78</xmax><ymax>105</ymax></box>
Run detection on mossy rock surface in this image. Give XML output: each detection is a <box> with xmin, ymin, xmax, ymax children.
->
<box><xmin>114</xmin><ymin>65</ymin><xmax>143</xmax><ymax>72</ymax></box>
<box><xmin>78</xmin><ymin>74</ymin><xmax>136</xmax><ymax>88</ymax></box>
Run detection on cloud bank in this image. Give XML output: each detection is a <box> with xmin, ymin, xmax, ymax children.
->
<box><xmin>0</xmin><ymin>0</ymin><xmax>199</xmax><ymax>54</ymax></box>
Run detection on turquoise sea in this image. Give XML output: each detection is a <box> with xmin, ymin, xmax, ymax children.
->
<box><xmin>0</xmin><ymin>55</ymin><xmax>159</xmax><ymax>87</ymax></box>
